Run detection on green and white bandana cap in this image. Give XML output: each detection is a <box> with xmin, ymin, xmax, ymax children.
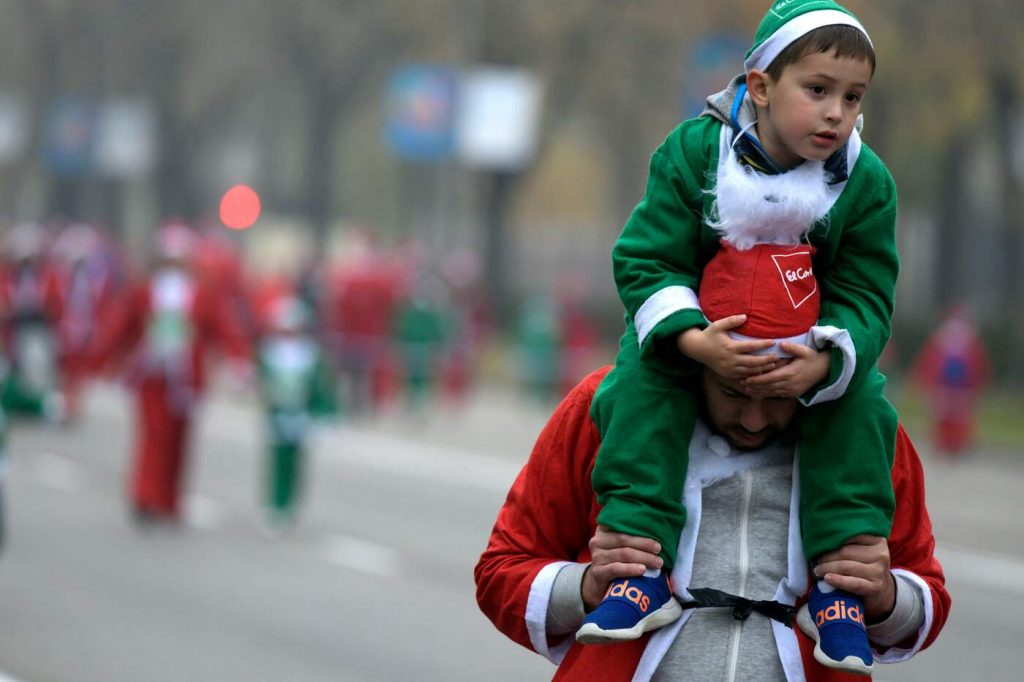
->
<box><xmin>743</xmin><ymin>0</ymin><xmax>871</xmax><ymax>74</ymax></box>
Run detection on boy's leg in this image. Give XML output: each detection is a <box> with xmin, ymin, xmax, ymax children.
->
<box><xmin>578</xmin><ymin>325</ymin><xmax>696</xmax><ymax>643</ymax></box>
<box><xmin>796</xmin><ymin>369</ymin><xmax>897</xmax><ymax>675</ymax></box>
<box><xmin>799</xmin><ymin>370</ymin><xmax>897</xmax><ymax>558</ymax></box>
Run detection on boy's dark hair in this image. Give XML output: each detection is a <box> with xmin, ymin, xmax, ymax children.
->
<box><xmin>765</xmin><ymin>25</ymin><xmax>875</xmax><ymax>80</ymax></box>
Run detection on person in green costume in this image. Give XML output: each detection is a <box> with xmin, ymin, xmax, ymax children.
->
<box><xmin>257</xmin><ymin>295</ymin><xmax>337</xmax><ymax>530</ymax></box>
<box><xmin>581</xmin><ymin>2</ymin><xmax>899</xmax><ymax>675</ymax></box>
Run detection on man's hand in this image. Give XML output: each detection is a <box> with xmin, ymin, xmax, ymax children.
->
<box><xmin>581</xmin><ymin>526</ymin><xmax>663</xmax><ymax>611</ymax></box>
<box><xmin>815</xmin><ymin>535</ymin><xmax>896</xmax><ymax>622</ymax></box>
<box><xmin>742</xmin><ymin>341</ymin><xmax>829</xmax><ymax>398</ymax></box>
<box><xmin>676</xmin><ymin>315</ymin><xmax>778</xmax><ymax>380</ymax></box>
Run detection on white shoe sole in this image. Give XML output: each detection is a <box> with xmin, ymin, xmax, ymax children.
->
<box><xmin>795</xmin><ymin>605</ymin><xmax>874</xmax><ymax>676</ymax></box>
<box><xmin>575</xmin><ymin>598</ymin><xmax>683</xmax><ymax>645</ymax></box>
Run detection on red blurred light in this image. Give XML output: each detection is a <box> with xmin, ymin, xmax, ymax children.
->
<box><xmin>219</xmin><ymin>184</ymin><xmax>261</xmax><ymax>230</ymax></box>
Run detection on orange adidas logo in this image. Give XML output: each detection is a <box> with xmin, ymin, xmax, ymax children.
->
<box><xmin>604</xmin><ymin>580</ymin><xmax>651</xmax><ymax>613</ymax></box>
<box><xmin>814</xmin><ymin>600</ymin><xmax>864</xmax><ymax>627</ymax></box>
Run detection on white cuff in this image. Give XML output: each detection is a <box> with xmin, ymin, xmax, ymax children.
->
<box><xmin>867</xmin><ymin>573</ymin><xmax>925</xmax><ymax>648</ymax></box>
<box><xmin>526</xmin><ymin>561</ymin><xmax>575</xmax><ymax>664</ymax></box>
<box><xmin>800</xmin><ymin>324</ymin><xmax>855</xmax><ymax>406</ymax></box>
<box><xmin>872</xmin><ymin>569</ymin><xmax>936</xmax><ymax>663</ymax></box>
<box><xmin>634</xmin><ymin>286</ymin><xmax>701</xmax><ymax>347</ymax></box>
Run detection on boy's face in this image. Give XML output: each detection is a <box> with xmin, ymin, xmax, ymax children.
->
<box><xmin>748</xmin><ymin>49</ymin><xmax>872</xmax><ymax>168</ymax></box>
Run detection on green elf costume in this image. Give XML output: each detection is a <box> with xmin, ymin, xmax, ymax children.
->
<box><xmin>581</xmin><ymin>1</ymin><xmax>898</xmax><ymax>670</ymax></box>
<box><xmin>258</xmin><ymin>296</ymin><xmax>337</xmax><ymax>527</ymax></box>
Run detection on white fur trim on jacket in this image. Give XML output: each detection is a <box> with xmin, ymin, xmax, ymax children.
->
<box><xmin>716</xmin><ymin>124</ymin><xmax>858</xmax><ymax>225</ymax></box>
<box><xmin>744</xmin><ymin>9</ymin><xmax>872</xmax><ymax>74</ymax></box>
<box><xmin>634</xmin><ymin>285</ymin><xmax>701</xmax><ymax>348</ymax></box>
<box><xmin>774</xmin><ymin>447</ymin><xmax>811</xmax><ymax>681</ymax></box>
<box><xmin>526</xmin><ymin>561</ymin><xmax>575</xmax><ymax>664</ymax></box>
<box><xmin>801</xmin><ymin>324</ymin><xmax>856</xmax><ymax>405</ymax></box>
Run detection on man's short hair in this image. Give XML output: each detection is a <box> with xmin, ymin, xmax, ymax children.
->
<box><xmin>765</xmin><ymin>25</ymin><xmax>876</xmax><ymax>80</ymax></box>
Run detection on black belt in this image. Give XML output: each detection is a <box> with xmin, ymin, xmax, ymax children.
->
<box><xmin>677</xmin><ymin>588</ymin><xmax>797</xmax><ymax>627</ymax></box>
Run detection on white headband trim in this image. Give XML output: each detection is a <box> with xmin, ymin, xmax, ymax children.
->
<box><xmin>744</xmin><ymin>9</ymin><xmax>871</xmax><ymax>73</ymax></box>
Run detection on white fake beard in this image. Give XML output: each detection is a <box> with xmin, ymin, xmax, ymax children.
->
<box><xmin>708</xmin><ymin>146</ymin><xmax>833</xmax><ymax>250</ymax></box>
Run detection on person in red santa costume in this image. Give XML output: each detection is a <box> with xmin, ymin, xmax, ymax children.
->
<box><xmin>475</xmin><ymin>359</ymin><xmax>950</xmax><ymax>681</ymax></box>
<box><xmin>92</xmin><ymin>220</ymin><xmax>250</xmax><ymax>523</ymax></box>
<box><xmin>911</xmin><ymin>305</ymin><xmax>990</xmax><ymax>458</ymax></box>
<box><xmin>477</xmin><ymin>243</ymin><xmax>949</xmax><ymax>680</ymax></box>
<box><xmin>52</xmin><ymin>222</ymin><xmax>121</xmax><ymax>422</ymax></box>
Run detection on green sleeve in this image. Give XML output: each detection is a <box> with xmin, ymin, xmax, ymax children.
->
<box><xmin>809</xmin><ymin>147</ymin><xmax>899</xmax><ymax>400</ymax></box>
<box><xmin>611</xmin><ymin>118</ymin><xmax>720</xmax><ymax>366</ymax></box>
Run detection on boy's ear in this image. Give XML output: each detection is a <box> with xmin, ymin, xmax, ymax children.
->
<box><xmin>746</xmin><ymin>69</ymin><xmax>772</xmax><ymax>107</ymax></box>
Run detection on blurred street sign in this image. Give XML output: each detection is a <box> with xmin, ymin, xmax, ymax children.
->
<box><xmin>94</xmin><ymin>98</ymin><xmax>157</xmax><ymax>178</ymax></box>
<box><xmin>456</xmin><ymin>68</ymin><xmax>543</xmax><ymax>172</ymax></box>
<box><xmin>385</xmin><ymin>65</ymin><xmax>458</xmax><ymax>162</ymax></box>
<box><xmin>42</xmin><ymin>97</ymin><xmax>95</xmax><ymax>176</ymax></box>
<box><xmin>0</xmin><ymin>93</ymin><xmax>28</xmax><ymax>164</ymax></box>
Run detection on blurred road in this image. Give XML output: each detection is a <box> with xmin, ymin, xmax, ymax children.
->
<box><xmin>0</xmin><ymin>380</ymin><xmax>1020</xmax><ymax>681</ymax></box>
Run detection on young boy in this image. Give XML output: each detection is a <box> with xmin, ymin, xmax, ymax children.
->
<box><xmin>579</xmin><ymin>1</ymin><xmax>899</xmax><ymax>675</ymax></box>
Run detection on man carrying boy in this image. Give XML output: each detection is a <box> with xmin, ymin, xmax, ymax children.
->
<box><xmin>474</xmin><ymin>358</ymin><xmax>950</xmax><ymax>680</ymax></box>
<box><xmin>584</xmin><ymin>0</ymin><xmax>902</xmax><ymax>673</ymax></box>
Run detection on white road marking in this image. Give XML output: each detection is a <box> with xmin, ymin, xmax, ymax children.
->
<box><xmin>183</xmin><ymin>494</ymin><xmax>228</xmax><ymax>530</ymax></box>
<box><xmin>84</xmin><ymin>382</ymin><xmax>526</xmax><ymax>493</ymax></box>
<box><xmin>316</xmin><ymin>429</ymin><xmax>522</xmax><ymax>493</ymax></box>
<box><xmin>0</xmin><ymin>671</ymin><xmax>26</xmax><ymax>681</ymax></box>
<box><xmin>320</xmin><ymin>534</ymin><xmax>400</xmax><ymax>578</ymax></box>
<box><xmin>937</xmin><ymin>544</ymin><xmax>1024</xmax><ymax>596</ymax></box>
<box><xmin>31</xmin><ymin>452</ymin><xmax>84</xmax><ymax>492</ymax></box>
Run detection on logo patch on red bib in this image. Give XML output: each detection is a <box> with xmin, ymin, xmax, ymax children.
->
<box><xmin>771</xmin><ymin>249</ymin><xmax>817</xmax><ymax>309</ymax></box>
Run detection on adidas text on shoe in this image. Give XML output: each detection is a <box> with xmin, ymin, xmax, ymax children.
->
<box><xmin>576</xmin><ymin>575</ymin><xmax>682</xmax><ymax>645</ymax></box>
<box><xmin>796</xmin><ymin>598</ymin><xmax>873</xmax><ymax>676</ymax></box>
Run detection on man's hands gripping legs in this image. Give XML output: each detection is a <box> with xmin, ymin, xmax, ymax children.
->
<box><xmin>797</xmin><ymin>535</ymin><xmax>895</xmax><ymax>676</ymax></box>
<box><xmin>576</xmin><ymin>526</ymin><xmax>682</xmax><ymax>644</ymax></box>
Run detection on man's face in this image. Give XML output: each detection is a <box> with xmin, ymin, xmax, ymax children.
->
<box><xmin>701</xmin><ymin>369</ymin><xmax>800</xmax><ymax>450</ymax></box>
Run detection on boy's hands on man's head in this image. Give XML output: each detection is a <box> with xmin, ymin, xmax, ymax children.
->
<box><xmin>582</xmin><ymin>526</ymin><xmax>663</xmax><ymax>611</ymax></box>
<box><xmin>741</xmin><ymin>341</ymin><xmax>830</xmax><ymax>398</ymax></box>
<box><xmin>677</xmin><ymin>315</ymin><xmax>778</xmax><ymax>380</ymax></box>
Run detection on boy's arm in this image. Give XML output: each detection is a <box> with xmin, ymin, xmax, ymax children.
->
<box><xmin>612</xmin><ymin>123</ymin><xmax>715</xmax><ymax>368</ymax></box>
<box><xmin>804</xmin><ymin>159</ymin><xmax>899</xmax><ymax>405</ymax></box>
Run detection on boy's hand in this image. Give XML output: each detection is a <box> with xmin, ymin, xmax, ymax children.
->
<box><xmin>814</xmin><ymin>535</ymin><xmax>896</xmax><ymax>622</ymax></box>
<box><xmin>582</xmin><ymin>526</ymin><xmax>663</xmax><ymax>611</ymax></box>
<box><xmin>742</xmin><ymin>341</ymin><xmax>829</xmax><ymax>398</ymax></box>
<box><xmin>676</xmin><ymin>315</ymin><xmax>778</xmax><ymax>380</ymax></box>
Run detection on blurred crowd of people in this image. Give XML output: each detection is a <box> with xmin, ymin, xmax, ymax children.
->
<box><xmin>0</xmin><ymin>216</ymin><xmax>992</xmax><ymax>539</ymax></box>
<box><xmin>0</xmin><ymin>217</ymin><xmax>608</xmax><ymax>535</ymax></box>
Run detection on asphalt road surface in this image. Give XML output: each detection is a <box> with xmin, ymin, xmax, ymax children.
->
<box><xmin>0</xmin><ymin>381</ymin><xmax>1020</xmax><ymax>681</ymax></box>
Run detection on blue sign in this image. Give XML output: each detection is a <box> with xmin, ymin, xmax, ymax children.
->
<box><xmin>42</xmin><ymin>97</ymin><xmax>96</xmax><ymax>176</ymax></box>
<box><xmin>385</xmin><ymin>65</ymin><xmax>458</xmax><ymax>163</ymax></box>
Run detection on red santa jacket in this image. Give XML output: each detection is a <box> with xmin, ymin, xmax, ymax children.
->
<box><xmin>475</xmin><ymin>368</ymin><xmax>950</xmax><ymax>682</ymax></box>
<box><xmin>93</xmin><ymin>269</ymin><xmax>249</xmax><ymax>391</ymax></box>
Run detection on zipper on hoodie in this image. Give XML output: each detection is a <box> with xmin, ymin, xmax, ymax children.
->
<box><xmin>726</xmin><ymin>470</ymin><xmax>755</xmax><ymax>682</ymax></box>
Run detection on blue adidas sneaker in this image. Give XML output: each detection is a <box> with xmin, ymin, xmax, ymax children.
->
<box><xmin>796</xmin><ymin>582</ymin><xmax>873</xmax><ymax>676</ymax></box>
<box><xmin>575</xmin><ymin>573</ymin><xmax>682</xmax><ymax>644</ymax></box>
